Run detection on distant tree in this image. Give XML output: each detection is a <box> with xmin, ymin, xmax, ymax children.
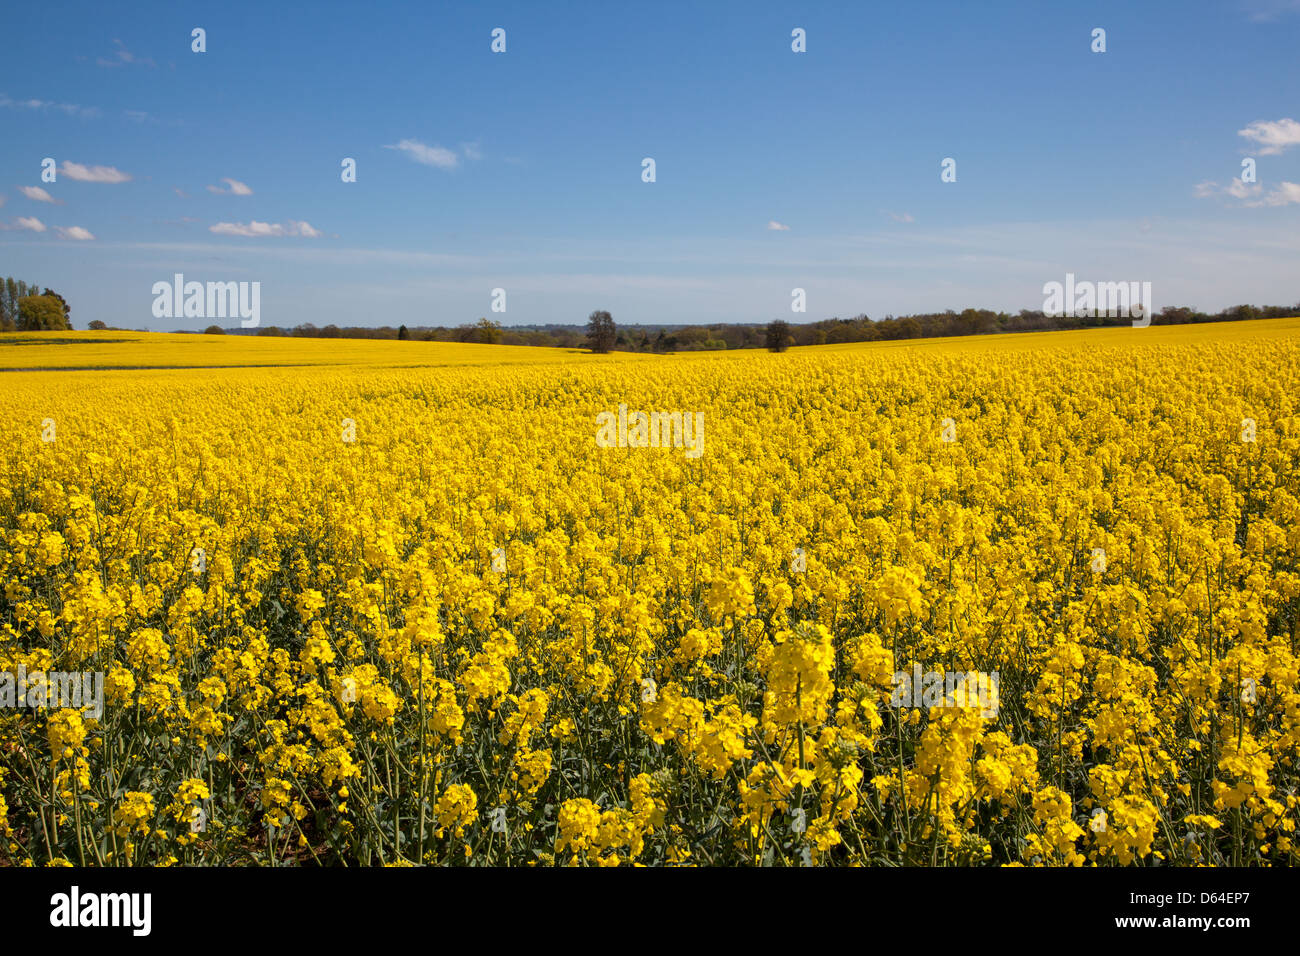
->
<box><xmin>0</xmin><ymin>278</ymin><xmax>51</xmax><ymax>330</ymax></box>
<box><xmin>204</xmin><ymin>324</ymin><xmax>225</xmax><ymax>334</ymax></box>
<box><xmin>398</xmin><ymin>324</ymin><xmax>409</xmax><ymax>340</ymax></box>
<box><xmin>87</xmin><ymin>320</ymin><xmax>109</xmax><ymax>330</ymax></box>
<box><xmin>18</xmin><ymin>294</ymin><xmax>70</xmax><ymax>330</ymax></box>
<box><xmin>475</xmin><ymin>317</ymin><xmax>502</xmax><ymax>344</ymax></box>
<box><xmin>42</xmin><ymin>288</ymin><xmax>71</xmax><ymax>328</ymax></box>
<box><xmin>586</xmin><ymin>310</ymin><xmax>616</xmax><ymax>353</ymax></box>
<box><xmin>765</xmin><ymin>319</ymin><xmax>793</xmax><ymax>352</ymax></box>
<box><xmin>256</xmin><ymin>326</ymin><xmax>285</xmax><ymax>336</ymax></box>
<box><xmin>292</xmin><ymin>323</ymin><xmax>319</xmax><ymax>337</ymax></box>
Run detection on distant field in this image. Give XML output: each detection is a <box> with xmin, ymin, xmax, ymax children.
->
<box><xmin>1</xmin><ymin>318</ymin><xmax>1298</xmax><ymax>866</ymax></box>
<box><xmin>2</xmin><ymin>316</ymin><xmax>1299</xmax><ymax>371</ymax></box>
<box><xmin>0</xmin><ymin>331</ymin><xmax>612</xmax><ymax>371</ymax></box>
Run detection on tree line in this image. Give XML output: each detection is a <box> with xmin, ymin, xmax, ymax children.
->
<box><xmin>761</xmin><ymin>301</ymin><xmax>1300</xmax><ymax>351</ymax></box>
<box><xmin>198</xmin><ymin>315</ymin><xmax>767</xmax><ymax>350</ymax></box>
<box><xmin>0</xmin><ymin>277</ymin><xmax>72</xmax><ymax>331</ymax></box>
<box><xmin>195</xmin><ymin>300</ymin><xmax>1300</xmax><ymax>352</ymax></box>
<box><xmin>15</xmin><ymin>288</ymin><xmax>1298</xmax><ymax>350</ymax></box>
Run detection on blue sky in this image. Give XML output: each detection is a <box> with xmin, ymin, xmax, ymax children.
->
<box><xmin>2</xmin><ymin>0</ymin><xmax>1298</xmax><ymax>331</ymax></box>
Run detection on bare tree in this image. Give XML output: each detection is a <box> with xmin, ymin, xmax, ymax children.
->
<box><xmin>586</xmin><ymin>310</ymin><xmax>616</xmax><ymax>353</ymax></box>
<box><xmin>765</xmin><ymin>319</ymin><xmax>793</xmax><ymax>352</ymax></box>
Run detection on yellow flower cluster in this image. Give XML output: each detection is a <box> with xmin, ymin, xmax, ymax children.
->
<box><xmin>1</xmin><ymin>321</ymin><xmax>1299</xmax><ymax>865</ymax></box>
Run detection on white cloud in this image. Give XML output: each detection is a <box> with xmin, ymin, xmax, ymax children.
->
<box><xmin>886</xmin><ymin>211</ymin><xmax>916</xmax><ymax>223</ymax></box>
<box><xmin>1238</xmin><ymin>118</ymin><xmax>1300</xmax><ymax>155</ymax></box>
<box><xmin>1226</xmin><ymin>178</ymin><xmax>1262</xmax><ymax>199</ymax></box>
<box><xmin>15</xmin><ymin>216</ymin><xmax>46</xmax><ymax>232</ymax></box>
<box><xmin>20</xmin><ymin>186</ymin><xmax>59</xmax><ymax>203</ymax></box>
<box><xmin>55</xmin><ymin>225</ymin><xmax>95</xmax><ymax>240</ymax></box>
<box><xmin>0</xmin><ymin>92</ymin><xmax>99</xmax><ymax>118</ymax></box>
<box><xmin>461</xmin><ymin>142</ymin><xmax>483</xmax><ymax>161</ymax></box>
<box><xmin>1244</xmin><ymin>181</ymin><xmax>1300</xmax><ymax>207</ymax></box>
<box><xmin>206</xmin><ymin>177</ymin><xmax>253</xmax><ymax>196</ymax></box>
<box><xmin>1196</xmin><ymin>176</ymin><xmax>1300</xmax><ymax>207</ymax></box>
<box><xmin>767</xmin><ymin>220</ymin><xmax>790</xmax><ymax>231</ymax></box>
<box><xmin>60</xmin><ymin>161</ymin><xmax>132</xmax><ymax>183</ymax></box>
<box><xmin>209</xmin><ymin>220</ymin><xmax>322</xmax><ymax>238</ymax></box>
<box><xmin>384</xmin><ymin>139</ymin><xmax>459</xmax><ymax>169</ymax></box>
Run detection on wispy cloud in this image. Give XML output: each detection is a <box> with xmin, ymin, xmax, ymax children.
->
<box><xmin>206</xmin><ymin>177</ymin><xmax>253</xmax><ymax>196</ymax></box>
<box><xmin>885</xmin><ymin>211</ymin><xmax>915</xmax><ymax>223</ymax></box>
<box><xmin>1244</xmin><ymin>181</ymin><xmax>1300</xmax><ymax>207</ymax></box>
<box><xmin>97</xmin><ymin>38</ymin><xmax>156</xmax><ymax>69</ymax></box>
<box><xmin>19</xmin><ymin>186</ymin><xmax>60</xmax><ymax>204</ymax></box>
<box><xmin>384</xmin><ymin>139</ymin><xmax>476</xmax><ymax>169</ymax></box>
<box><xmin>1195</xmin><ymin>177</ymin><xmax>1300</xmax><ymax>206</ymax></box>
<box><xmin>55</xmin><ymin>225</ymin><xmax>95</xmax><ymax>240</ymax></box>
<box><xmin>123</xmin><ymin>108</ymin><xmax>184</xmax><ymax>129</ymax></box>
<box><xmin>65</xmin><ymin>216</ymin><xmax>1300</xmax><ymax>327</ymax></box>
<box><xmin>1242</xmin><ymin>0</ymin><xmax>1300</xmax><ymax>21</ymax></box>
<box><xmin>1238</xmin><ymin>118</ymin><xmax>1300</xmax><ymax>154</ymax></box>
<box><xmin>209</xmin><ymin>220</ymin><xmax>323</xmax><ymax>238</ymax></box>
<box><xmin>767</xmin><ymin>220</ymin><xmax>790</xmax><ymax>231</ymax></box>
<box><xmin>1226</xmin><ymin>178</ymin><xmax>1261</xmax><ymax>199</ymax></box>
<box><xmin>60</xmin><ymin>161</ymin><xmax>132</xmax><ymax>183</ymax></box>
<box><xmin>0</xmin><ymin>92</ymin><xmax>98</xmax><ymax>119</ymax></box>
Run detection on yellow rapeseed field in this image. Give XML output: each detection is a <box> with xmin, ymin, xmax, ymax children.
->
<box><xmin>2</xmin><ymin>320</ymin><xmax>1298</xmax><ymax>866</ymax></box>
